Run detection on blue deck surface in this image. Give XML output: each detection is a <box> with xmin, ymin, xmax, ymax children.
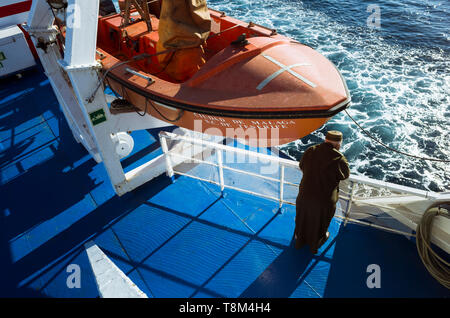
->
<box><xmin>0</xmin><ymin>69</ymin><xmax>448</xmax><ymax>298</ymax></box>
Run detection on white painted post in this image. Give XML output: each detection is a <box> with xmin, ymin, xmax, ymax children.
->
<box><xmin>60</xmin><ymin>0</ymin><xmax>128</xmax><ymax>193</ymax></box>
<box><xmin>160</xmin><ymin>135</ymin><xmax>174</xmax><ymax>178</ymax></box>
<box><xmin>217</xmin><ymin>149</ymin><xmax>225</xmax><ymax>193</ymax></box>
<box><xmin>27</xmin><ymin>0</ymin><xmax>179</xmax><ymax>196</ymax></box>
<box><xmin>279</xmin><ymin>165</ymin><xmax>285</xmax><ymax>209</ymax></box>
<box><xmin>27</xmin><ymin>0</ymin><xmax>101</xmax><ymax>162</ymax></box>
<box><xmin>64</xmin><ymin>0</ymin><xmax>99</xmax><ymax>67</ymax></box>
<box><xmin>344</xmin><ymin>181</ymin><xmax>355</xmax><ymax>226</ymax></box>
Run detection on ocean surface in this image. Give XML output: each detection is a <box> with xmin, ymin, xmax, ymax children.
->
<box><xmin>208</xmin><ymin>0</ymin><xmax>450</xmax><ymax>192</ymax></box>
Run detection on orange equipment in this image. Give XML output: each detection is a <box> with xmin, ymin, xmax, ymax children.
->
<box><xmin>96</xmin><ymin>5</ymin><xmax>351</xmax><ymax>146</ymax></box>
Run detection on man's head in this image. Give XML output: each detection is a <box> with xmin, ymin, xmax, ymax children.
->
<box><xmin>325</xmin><ymin>130</ymin><xmax>343</xmax><ymax>150</ymax></box>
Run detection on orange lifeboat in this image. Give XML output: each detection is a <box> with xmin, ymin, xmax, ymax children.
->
<box><xmin>96</xmin><ymin>7</ymin><xmax>350</xmax><ymax>146</ymax></box>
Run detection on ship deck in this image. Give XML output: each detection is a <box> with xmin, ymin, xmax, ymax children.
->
<box><xmin>0</xmin><ymin>69</ymin><xmax>448</xmax><ymax>298</ymax></box>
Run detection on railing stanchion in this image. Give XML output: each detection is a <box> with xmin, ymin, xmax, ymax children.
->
<box><xmin>160</xmin><ymin>135</ymin><xmax>174</xmax><ymax>179</ymax></box>
<box><xmin>344</xmin><ymin>181</ymin><xmax>355</xmax><ymax>227</ymax></box>
<box><xmin>217</xmin><ymin>149</ymin><xmax>225</xmax><ymax>193</ymax></box>
<box><xmin>279</xmin><ymin>165</ymin><xmax>285</xmax><ymax>209</ymax></box>
<box><xmin>156</xmin><ymin>131</ymin><xmax>445</xmax><ymax>248</ymax></box>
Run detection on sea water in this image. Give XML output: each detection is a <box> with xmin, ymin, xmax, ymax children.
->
<box><xmin>208</xmin><ymin>0</ymin><xmax>450</xmax><ymax>191</ymax></box>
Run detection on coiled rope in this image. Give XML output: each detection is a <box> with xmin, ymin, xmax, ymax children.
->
<box><xmin>344</xmin><ymin>109</ymin><xmax>450</xmax><ymax>163</ymax></box>
<box><xmin>416</xmin><ymin>204</ymin><xmax>450</xmax><ymax>289</ymax></box>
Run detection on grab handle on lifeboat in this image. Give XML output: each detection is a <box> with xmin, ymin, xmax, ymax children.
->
<box><xmin>125</xmin><ymin>68</ymin><xmax>155</xmax><ymax>85</ymax></box>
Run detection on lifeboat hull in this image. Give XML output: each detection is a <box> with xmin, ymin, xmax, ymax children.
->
<box><xmin>106</xmin><ymin>77</ymin><xmax>331</xmax><ymax>146</ymax></box>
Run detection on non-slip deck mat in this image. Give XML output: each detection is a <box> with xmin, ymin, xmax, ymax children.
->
<box><xmin>1</xmin><ymin>70</ymin><xmax>448</xmax><ymax>298</ymax></box>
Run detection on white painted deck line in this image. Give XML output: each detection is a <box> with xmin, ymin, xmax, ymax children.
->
<box><xmin>85</xmin><ymin>241</ymin><xmax>148</xmax><ymax>298</ymax></box>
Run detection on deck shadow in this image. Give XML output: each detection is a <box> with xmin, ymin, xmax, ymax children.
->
<box><xmin>239</xmin><ymin>242</ymin><xmax>315</xmax><ymax>298</ymax></box>
<box><xmin>323</xmin><ymin>223</ymin><xmax>450</xmax><ymax>297</ymax></box>
<box><xmin>1</xmin><ymin>173</ymin><xmax>173</xmax><ymax>297</ymax></box>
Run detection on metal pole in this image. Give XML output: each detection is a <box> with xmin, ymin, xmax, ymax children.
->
<box><xmin>217</xmin><ymin>149</ymin><xmax>225</xmax><ymax>193</ymax></box>
<box><xmin>160</xmin><ymin>135</ymin><xmax>174</xmax><ymax>178</ymax></box>
<box><xmin>344</xmin><ymin>181</ymin><xmax>355</xmax><ymax>227</ymax></box>
<box><xmin>279</xmin><ymin>165</ymin><xmax>285</xmax><ymax>209</ymax></box>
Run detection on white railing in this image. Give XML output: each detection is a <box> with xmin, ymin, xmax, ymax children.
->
<box><xmin>159</xmin><ymin>131</ymin><xmax>299</xmax><ymax>209</ymax></box>
<box><xmin>159</xmin><ymin>131</ymin><xmax>449</xmax><ymax>239</ymax></box>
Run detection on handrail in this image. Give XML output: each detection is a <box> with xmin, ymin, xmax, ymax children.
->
<box><xmin>347</xmin><ymin>174</ymin><xmax>439</xmax><ymax>200</ymax></box>
<box><xmin>158</xmin><ymin>131</ymin><xmax>450</xmax><ymax>245</ymax></box>
<box><xmin>158</xmin><ymin>131</ymin><xmax>444</xmax><ymax>208</ymax></box>
<box><xmin>160</xmin><ymin>131</ymin><xmax>444</xmax><ymax>199</ymax></box>
<box><xmin>160</xmin><ymin>131</ymin><xmax>298</xmax><ymax>167</ymax></box>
